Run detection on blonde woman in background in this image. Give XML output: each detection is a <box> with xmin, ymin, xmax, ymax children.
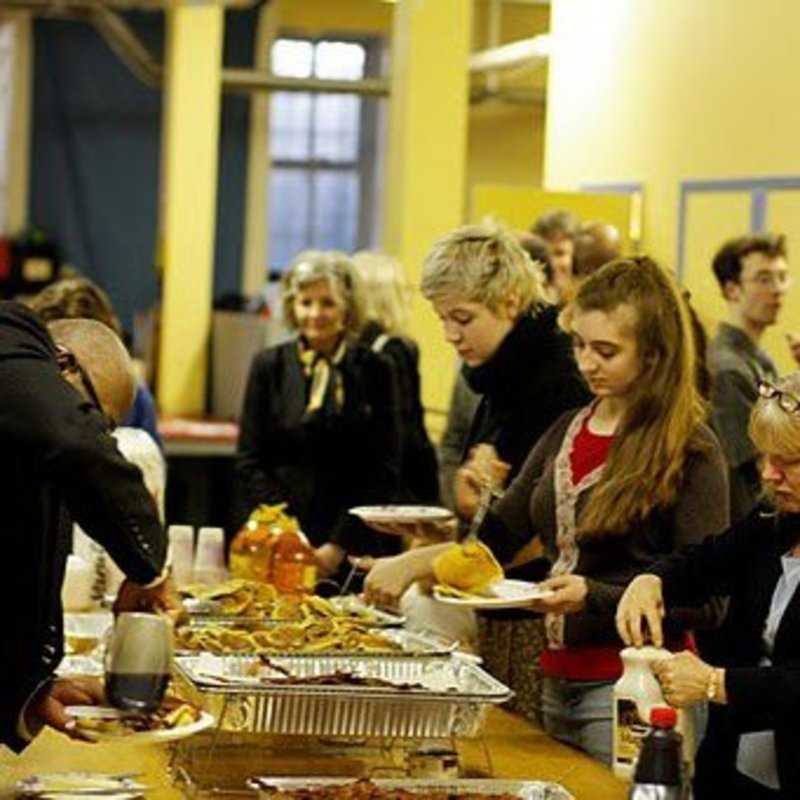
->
<box><xmin>236</xmin><ymin>251</ymin><xmax>402</xmax><ymax>588</ymax></box>
<box><xmin>353</xmin><ymin>251</ymin><xmax>439</xmax><ymax>505</ymax></box>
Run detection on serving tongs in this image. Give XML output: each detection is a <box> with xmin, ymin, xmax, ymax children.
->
<box><xmin>463</xmin><ymin>479</ymin><xmax>503</xmax><ymax>543</ymax></box>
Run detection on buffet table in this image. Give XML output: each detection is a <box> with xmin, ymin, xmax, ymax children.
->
<box><xmin>0</xmin><ymin>708</ymin><xmax>626</xmax><ymax>799</ymax></box>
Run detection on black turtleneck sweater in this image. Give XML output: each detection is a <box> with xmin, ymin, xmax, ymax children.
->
<box><xmin>461</xmin><ymin>304</ymin><xmax>591</xmax><ymax>481</ymax></box>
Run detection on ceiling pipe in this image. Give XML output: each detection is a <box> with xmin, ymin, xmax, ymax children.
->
<box><xmin>222</xmin><ymin>70</ymin><xmax>389</xmax><ymax>97</ymax></box>
<box><xmin>469</xmin><ymin>34</ymin><xmax>550</xmax><ymax>74</ymax></box>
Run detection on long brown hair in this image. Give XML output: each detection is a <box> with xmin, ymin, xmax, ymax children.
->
<box><xmin>561</xmin><ymin>256</ymin><xmax>708</xmax><ymax>537</ymax></box>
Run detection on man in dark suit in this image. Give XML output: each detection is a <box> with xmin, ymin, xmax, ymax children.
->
<box><xmin>0</xmin><ymin>301</ymin><xmax>175</xmax><ymax>751</ymax></box>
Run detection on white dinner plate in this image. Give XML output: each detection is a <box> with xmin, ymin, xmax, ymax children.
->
<box><xmin>432</xmin><ymin>579</ymin><xmax>553</xmax><ymax>609</ymax></box>
<box><xmin>349</xmin><ymin>505</ymin><xmax>455</xmax><ymax>525</ymax></box>
<box><xmin>65</xmin><ymin>706</ymin><xmax>214</xmax><ymax>744</ymax></box>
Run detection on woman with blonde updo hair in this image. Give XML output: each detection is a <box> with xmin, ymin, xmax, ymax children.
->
<box><xmin>236</xmin><ymin>251</ymin><xmax>403</xmax><ymax>585</ymax></box>
<box><xmin>353</xmin><ymin>251</ymin><xmax>439</xmax><ymax>504</ymax></box>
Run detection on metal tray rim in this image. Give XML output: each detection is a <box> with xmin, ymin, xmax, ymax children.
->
<box><xmin>246</xmin><ymin>777</ymin><xmax>573</xmax><ymax>800</ymax></box>
<box><xmin>173</xmin><ymin>655</ymin><xmax>512</xmax><ymax>703</ymax></box>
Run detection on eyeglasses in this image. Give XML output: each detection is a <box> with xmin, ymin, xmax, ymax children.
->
<box><xmin>56</xmin><ymin>346</ymin><xmax>116</xmax><ymax>431</ymax></box>
<box><xmin>758</xmin><ymin>380</ymin><xmax>800</xmax><ymax>414</ymax></box>
<box><xmin>742</xmin><ymin>272</ymin><xmax>792</xmax><ymax>291</ymax></box>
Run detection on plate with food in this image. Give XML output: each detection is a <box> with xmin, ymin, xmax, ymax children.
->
<box><xmin>349</xmin><ymin>505</ymin><xmax>455</xmax><ymax>525</ymax></box>
<box><xmin>65</xmin><ymin>703</ymin><xmax>214</xmax><ymax>744</ymax></box>
<box><xmin>433</xmin><ymin>579</ymin><xmax>552</xmax><ymax>609</ymax></box>
<box><xmin>431</xmin><ymin>543</ymin><xmax>552</xmax><ymax>609</ymax></box>
<box><xmin>15</xmin><ymin>771</ymin><xmax>146</xmax><ymax>798</ymax></box>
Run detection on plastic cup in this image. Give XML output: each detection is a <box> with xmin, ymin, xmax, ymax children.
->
<box><xmin>167</xmin><ymin>525</ymin><xmax>195</xmax><ymax>588</ymax></box>
<box><xmin>192</xmin><ymin>527</ymin><xmax>226</xmax><ymax>584</ymax></box>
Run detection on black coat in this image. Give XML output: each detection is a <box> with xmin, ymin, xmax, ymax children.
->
<box><xmin>0</xmin><ymin>302</ymin><xmax>166</xmax><ymax>751</ymax></box>
<box><xmin>653</xmin><ymin>509</ymin><xmax>800</xmax><ymax>798</ymax></box>
<box><xmin>359</xmin><ymin>322</ymin><xmax>439</xmax><ymax>504</ymax></box>
<box><xmin>462</xmin><ymin>305</ymin><xmax>591</xmax><ymax>481</ymax></box>
<box><xmin>236</xmin><ymin>339</ymin><xmax>402</xmax><ymax>558</ymax></box>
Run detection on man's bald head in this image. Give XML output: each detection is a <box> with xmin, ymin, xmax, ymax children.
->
<box><xmin>48</xmin><ymin>318</ymin><xmax>136</xmax><ymax>425</ymax></box>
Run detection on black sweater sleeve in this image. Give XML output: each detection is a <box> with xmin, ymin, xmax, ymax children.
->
<box><xmin>329</xmin><ymin>352</ymin><xmax>402</xmax><ymax>554</ymax></box>
<box><xmin>1</xmin><ymin>359</ymin><xmax>165</xmax><ymax>585</ymax></box>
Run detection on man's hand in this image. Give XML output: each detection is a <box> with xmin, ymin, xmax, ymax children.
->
<box><xmin>528</xmin><ymin>574</ymin><xmax>588</xmax><ymax>614</ymax></box>
<box><xmin>113</xmin><ymin>576</ymin><xmax>185</xmax><ymax>625</ymax></box>
<box><xmin>652</xmin><ymin>651</ymin><xmax>714</xmax><ymax>708</ymax></box>
<box><xmin>25</xmin><ymin>678</ymin><xmax>105</xmax><ymax>742</ymax></box>
<box><xmin>616</xmin><ymin>574</ymin><xmax>665</xmax><ymax>647</ymax></box>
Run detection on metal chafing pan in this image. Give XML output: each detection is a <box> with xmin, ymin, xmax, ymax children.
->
<box><xmin>176</xmin><ymin>626</ymin><xmax>460</xmax><ymax>658</ymax></box>
<box><xmin>183</xmin><ymin>597</ymin><xmax>405</xmax><ymax>628</ymax></box>
<box><xmin>247</xmin><ymin>778</ymin><xmax>573</xmax><ymax>800</ymax></box>
<box><xmin>173</xmin><ymin>655</ymin><xmax>512</xmax><ymax>738</ymax></box>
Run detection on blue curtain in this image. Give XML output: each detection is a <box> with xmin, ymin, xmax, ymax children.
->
<box><xmin>29</xmin><ymin>10</ymin><xmax>256</xmax><ymax>331</ymax></box>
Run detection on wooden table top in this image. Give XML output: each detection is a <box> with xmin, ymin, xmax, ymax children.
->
<box><xmin>0</xmin><ymin>708</ymin><xmax>627</xmax><ymax>799</ymax></box>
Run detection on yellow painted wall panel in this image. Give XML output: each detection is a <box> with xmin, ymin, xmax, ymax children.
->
<box><xmin>471</xmin><ymin>185</ymin><xmax>633</xmax><ymax>251</ymax></box>
<box><xmin>545</xmin><ymin>0</ymin><xmax>800</xmax><ymax>272</ymax></box>
<box><xmin>681</xmin><ymin>192</ymin><xmax>750</xmax><ymax>339</ymax></box>
<box><xmin>763</xmin><ymin>191</ymin><xmax>800</xmax><ymax>375</ymax></box>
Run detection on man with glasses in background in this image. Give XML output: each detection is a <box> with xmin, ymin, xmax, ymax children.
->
<box><xmin>709</xmin><ymin>234</ymin><xmax>791</xmax><ymax>521</ymax></box>
<box><xmin>0</xmin><ymin>302</ymin><xmax>177</xmax><ymax>753</ymax></box>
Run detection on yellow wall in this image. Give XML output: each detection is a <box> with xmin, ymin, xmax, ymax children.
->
<box><xmin>545</xmin><ymin>0</ymin><xmax>800</xmax><ymax>373</ymax></box>
<box><xmin>467</xmin><ymin>101</ymin><xmax>545</xmax><ymax>207</ymax></box>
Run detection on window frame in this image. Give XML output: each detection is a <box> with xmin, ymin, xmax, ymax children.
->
<box><xmin>267</xmin><ymin>31</ymin><xmax>383</xmax><ymax>271</ymax></box>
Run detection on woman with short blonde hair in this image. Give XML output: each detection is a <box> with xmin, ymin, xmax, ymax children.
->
<box><xmin>421</xmin><ymin>223</ymin><xmax>546</xmax><ymax>314</ymax></box>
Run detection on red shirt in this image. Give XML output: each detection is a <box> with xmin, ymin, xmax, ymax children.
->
<box><xmin>570</xmin><ymin>410</ymin><xmax>614</xmax><ymax>484</ymax></box>
<box><xmin>546</xmin><ymin>410</ymin><xmax>618</xmax><ymax>679</ymax></box>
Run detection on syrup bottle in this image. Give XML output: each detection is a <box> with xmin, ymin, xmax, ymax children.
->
<box><xmin>272</xmin><ymin>529</ymin><xmax>317</xmax><ymax>594</ymax></box>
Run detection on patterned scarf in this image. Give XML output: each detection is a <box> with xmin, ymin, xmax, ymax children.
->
<box><xmin>298</xmin><ymin>337</ymin><xmax>347</xmax><ymax>414</ymax></box>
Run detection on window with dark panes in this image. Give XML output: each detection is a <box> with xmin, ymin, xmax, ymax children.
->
<box><xmin>268</xmin><ymin>37</ymin><xmax>380</xmax><ymax>271</ymax></box>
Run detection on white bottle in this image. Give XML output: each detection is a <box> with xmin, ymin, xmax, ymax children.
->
<box><xmin>612</xmin><ymin>646</ymin><xmax>695</xmax><ymax>782</ymax></box>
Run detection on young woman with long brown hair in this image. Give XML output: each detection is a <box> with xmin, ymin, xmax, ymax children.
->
<box><xmin>363</xmin><ymin>256</ymin><xmax>730</xmax><ymax>764</ymax></box>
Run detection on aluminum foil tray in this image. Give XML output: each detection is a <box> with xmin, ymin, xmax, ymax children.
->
<box><xmin>176</xmin><ymin>626</ymin><xmax>457</xmax><ymax>659</ymax></box>
<box><xmin>248</xmin><ymin>778</ymin><xmax>573</xmax><ymax>800</ymax></box>
<box><xmin>183</xmin><ymin>597</ymin><xmax>405</xmax><ymax>628</ymax></box>
<box><xmin>174</xmin><ymin>655</ymin><xmax>512</xmax><ymax>738</ymax></box>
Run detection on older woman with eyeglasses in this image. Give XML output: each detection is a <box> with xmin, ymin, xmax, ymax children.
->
<box><xmin>617</xmin><ymin>374</ymin><xmax>800</xmax><ymax>799</ymax></box>
<box><xmin>236</xmin><ymin>250</ymin><xmax>403</xmax><ymax>585</ymax></box>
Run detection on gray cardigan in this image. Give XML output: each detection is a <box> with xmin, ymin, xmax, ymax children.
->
<box><xmin>479</xmin><ymin>408</ymin><xmax>730</xmax><ymax>649</ymax></box>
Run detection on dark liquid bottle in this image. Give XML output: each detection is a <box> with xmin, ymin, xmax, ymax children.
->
<box><xmin>106</xmin><ymin>672</ymin><xmax>170</xmax><ymax>713</ymax></box>
<box><xmin>629</xmin><ymin>707</ymin><xmax>687</xmax><ymax>800</ymax></box>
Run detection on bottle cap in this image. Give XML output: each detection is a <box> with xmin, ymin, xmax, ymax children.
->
<box><xmin>650</xmin><ymin>706</ymin><xmax>677</xmax><ymax>728</ymax></box>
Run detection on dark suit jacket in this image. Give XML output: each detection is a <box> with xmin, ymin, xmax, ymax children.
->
<box><xmin>235</xmin><ymin>339</ymin><xmax>402</xmax><ymax>558</ymax></box>
<box><xmin>0</xmin><ymin>302</ymin><xmax>166</xmax><ymax>751</ymax></box>
<box><xmin>359</xmin><ymin>322</ymin><xmax>439</xmax><ymax>505</ymax></box>
<box><xmin>652</xmin><ymin>509</ymin><xmax>800</xmax><ymax>798</ymax></box>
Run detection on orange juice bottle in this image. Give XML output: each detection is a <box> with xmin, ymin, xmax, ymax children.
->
<box><xmin>272</xmin><ymin>530</ymin><xmax>317</xmax><ymax>594</ymax></box>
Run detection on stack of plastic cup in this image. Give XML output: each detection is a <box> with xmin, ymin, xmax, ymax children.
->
<box><xmin>167</xmin><ymin>525</ymin><xmax>195</xmax><ymax>588</ymax></box>
<box><xmin>192</xmin><ymin>527</ymin><xmax>227</xmax><ymax>584</ymax></box>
